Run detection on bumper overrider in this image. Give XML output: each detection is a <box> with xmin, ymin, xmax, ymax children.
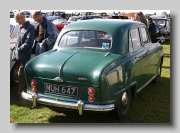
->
<box><xmin>21</xmin><ymin>91</ymin><xmax>115</xmax><ymax>115</ymax></box>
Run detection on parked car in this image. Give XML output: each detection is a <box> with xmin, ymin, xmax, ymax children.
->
<box><xmin>46</xmin><ymin>16</ymin><xmax>62</xmax><ymax>22</ymax></box>
<box><xmin>21</xmin><ymin>19</ymin><xmax>163</xmax><ymax>120</ymax></box>
<box><xmin>10</xmin><ymin>18</ymin><xmax>59</xmax><ymax>86</ymax></box>
<box><xmin>150</xmin><ymin>16</ymin><xmax>170</xmax><ymax>40</ymax></box>
<box><xmin>23</xmin><ymin>11</ymin><xmax>32</xmax><ymax>18</ymax></box>
<box><xmin>65</xmin><ymin>16</ymin><xmax>82</xmax><ymax>25</ymax></box>
<box><xmin>52</xmin><ymin>18</ymin><xmax>66</xmax><ymax>31</ymax></box>
<box><xmin>111</xmin><ymin>15</ymin><xmax>129</xmax><ymax>19</ymax></box>
<box><xmin>10</xmin><ymin>11</ymin><xmax>14</xmax><ymax>18</ymax></box>
<box><xmin>80</xmin><ymin>15</ymin><xmax>103</xmax><ymax>20</ymax></box>
<box><xmin>95</xmin><ymin>12</ymin><xmax>108</xmax><ymax>18</ymax></box>
<box><xmin>144</xmin><ymin>14</ymin><xmax>153</xmax><ymax>19</ymax></box>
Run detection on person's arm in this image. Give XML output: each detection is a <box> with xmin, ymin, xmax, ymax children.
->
<box><xmin>18</xmin><ymin>26</ymin><xmax>35</xmax><ymax>52</ymax></box>
<box><xmin>43</xmin><ymin>21</ymin><xmax>57</xmax><ymax>46</ymax></box>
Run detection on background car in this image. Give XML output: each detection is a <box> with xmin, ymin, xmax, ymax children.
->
<box><xmin>95</xmin><ymin>12</ymin><xmax>108</xmax><ymax>18</ymax></box>
<box><xmin>65</xmin><ymin>16</ymin><xmax>82</xmax><ymax>25</ymax></box>
<box><xmin>80</xmin><ymin>15</ymin><xmax>103</xmax><ymax>20</ymax></box>
<box><xmin>150</xmin><ymin>16</ymin><xmax>170</xmax><ymax>40</ymax></box>
<box><xmin>21</xmin><ymin>19</ymin><xmax>163</xmax><ymax>120</ymax></box>
<box><xmin>46</xmin><ymin>16</ymin><xmax>62</xmax><ymax>22</ymax></box>
<box><xmin>10</xmin><ymin>18</ymin><xmax>59</xmax><ymax>86</ymax></box>
<box><xmin>111</xmin><ymin>15</ymin><xmax>129</xmax><ymax>19</ymax></box>
<box><xmin>10</xmin><ymin>11</ymin><xmax>14</xmax><ymax>18</ymax></box>
<box><xmin>52</xmin><ymin>18</ymin><xmax>66</xmax><ymax>31</ymax></box>
<box><xmin>144</xmin><ymin>13</ymin><xmax>154</xmax><ymax>19</ymax></box>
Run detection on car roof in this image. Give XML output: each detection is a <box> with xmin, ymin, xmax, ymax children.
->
<box><xmin>61</xmin><ymin>19</ymin><xmax>143</xmax><ymax>40</ymax></box>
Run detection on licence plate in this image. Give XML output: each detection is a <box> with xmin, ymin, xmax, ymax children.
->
<box><xmin>44</xmin><ymin>83</ymin><xmax>78</xmax><ymax>96</ymax></box>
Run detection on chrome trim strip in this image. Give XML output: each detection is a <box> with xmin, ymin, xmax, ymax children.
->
<box><xmin>21</xmin><ymin>92</ymin><xmax>114</xmax><ymax>112</ymax></box>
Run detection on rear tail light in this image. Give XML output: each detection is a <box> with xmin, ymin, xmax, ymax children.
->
<box><xmin>31</xmin><ymin>80</ymin><xmax>37</xmax><ymax>87</ymax></box>
<box><xmin>88</xmin><ymin>87</ymin><xmax>95</xmax><ymax>102</ymax></box>
<box><xmin>32</xmin><ymin>87</ymin><xmax>37</xmax><ymax>93</ymax></box>
<box><xmin>88</xmin><ymin>87</ymin><xmax>95</xmax><ymax>95</ymax></box>
<box><xmin>31</xmin><ymin>80</ymin><xmax>37</xmax><ymax>93</ymax></box>
<box><xmin>88</xmin><ymin>96</ymin><xmax>95</xmax><ymax>102</ymax></box>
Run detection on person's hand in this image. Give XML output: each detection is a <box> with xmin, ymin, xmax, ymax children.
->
<box><xmin>41</xmin><ymin>40</ymin><xmax>46</xmax><ymax>46</ymax></box>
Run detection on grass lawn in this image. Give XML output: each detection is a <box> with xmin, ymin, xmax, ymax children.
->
<box><xmin>10</xmin><ymin>41</ymin><xmax>170</xmax><ymax>123</ymax></box>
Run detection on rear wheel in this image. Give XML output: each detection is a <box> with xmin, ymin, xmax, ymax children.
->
<box><xmin>116</xmin><ymin>89</ymin><xmax>131</xmax><ymax>120</ymax></box>
<box><xmin>10</xmin><ymin>63</ymin><xmax>18</xmax><ymax>86</ymax></box>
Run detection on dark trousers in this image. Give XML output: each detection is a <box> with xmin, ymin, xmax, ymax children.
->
<box><xmin>151</xmin><ymin>36</ymin><xmax>156</xmax><ymax>43</ymax></box>
<box><xmin>17</xmin><ymin>61</ymin><xmax>27</xmax><ymax>94</ymax></box>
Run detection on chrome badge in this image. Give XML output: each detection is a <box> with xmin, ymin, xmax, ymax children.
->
<box><xmin>78</xmin><ymin>77</ymin><xmax>88</xmax><ymax>81</ymax></box>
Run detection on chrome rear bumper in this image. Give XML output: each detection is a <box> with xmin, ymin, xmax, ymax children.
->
<box><xmin>21</xmin><ymin>92</ymin><xmax>114</xmax><ymax>115</ymax></box>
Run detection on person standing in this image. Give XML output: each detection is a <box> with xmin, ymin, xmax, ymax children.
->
<box><xmin>61</xmin><ymin>11</ymin><xmax>66</xmax><ymax>19</ymax></box>
<box><xmin>140</xmin><ymin>11</ymin><xmax>148</xmax><ymax>26</ymax></box>
<box><xmin>11</xmin><ymin>11</ymin><xmax>35</xmax><ymax>101</ymax></box>
<box><xmin>32</xmin><ymin>10</ymin><xmax>58</xmax><ymax>56</ymax></box>
<box><xmin>134</xmin><ymin>12</ymin><xmax>141</xmax><ymax>22</ymax></box>
<box><xmin>118</xmin><ymin>11</ymin><xmax>122</xmax><ymax>16</ymax></box>
<box><xmin>147</xmin><ymin>17</ymin><xmax>157</xmax><ymax>43</ymax></box>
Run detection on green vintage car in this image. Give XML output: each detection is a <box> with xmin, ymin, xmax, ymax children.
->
<box><xmin>22</xmin><ymin>19</ymin><xmax>163</xmax><ymax>120</ymax></box>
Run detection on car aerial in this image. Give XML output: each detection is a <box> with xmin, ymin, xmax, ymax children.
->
<box><xmin>10</xmin><ymin>18</ymin><xmax>59</xmax><ymax>86</ymax></box>
<box><xmin>21</xmin><ymin>19</ymin><xmax>163</xmax><ymax>120</ymax></box>
<box><xmin>150</xmin><ymin>15</ymin><xmax>170</xmax><ymax>41</ymax></box>
<box><xmin>52</xmin><ymin>18</ymin><xmax>66</xmax><ymax>31</ymax></box>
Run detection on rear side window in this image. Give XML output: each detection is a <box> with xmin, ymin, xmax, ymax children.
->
<box><xmin>129</xmin><ymin>28</ymin><xmax>141</xmax><ymax>50</ymax></box>
<box><xmin>58</xmin><ymin>30</ymin><xmax>112</xmax><ymax>49</ymax></box>
<box><xmin>140</xmin><ymin>27</ymin><xmax>150</xmax><ymax>44</ymax></box>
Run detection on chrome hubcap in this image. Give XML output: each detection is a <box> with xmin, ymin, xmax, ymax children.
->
<box><xmin>121</xmin><ymin>92</ymin><xmax>128</xmax><ymax>110</ymax></box>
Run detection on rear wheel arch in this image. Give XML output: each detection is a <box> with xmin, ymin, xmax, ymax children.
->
<box><xmin>10</xmin><ymin>62</ymin><xmax>18</xmax><ymax>86</ymax></box>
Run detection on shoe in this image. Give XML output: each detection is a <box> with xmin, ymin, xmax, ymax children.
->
<box><xmin>14</xmin><ymin>94</ymin><xmax>24</xmax><ymax>102</ymax></box>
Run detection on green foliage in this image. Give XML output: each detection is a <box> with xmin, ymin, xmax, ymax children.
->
<box><xmin>10</xmin><ymin>41</ymin><xmax>170</xmax><ymax>123</ymax></box>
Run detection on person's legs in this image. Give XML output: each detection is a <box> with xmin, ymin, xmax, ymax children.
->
<box><xmin>151</xmin><ymin>36</ymin><xmax>156</xmax><ymax>43</ymax></box>
<box><xmin>35</xmin><ymin>42</ymin><xmax>40</xmax><ymax>56</ymax></box>
<box><xmin>17</xmin><ymin>61</ymin><xmax>27</xmax><ymax>95</ymax></box>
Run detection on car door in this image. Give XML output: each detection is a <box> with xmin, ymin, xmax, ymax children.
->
<box><xmin>129</xmin><ymin>27</ymin><xmax>149</xmax><ymax>91</ymax></box>
<box><xmin>140</xmin><ymin>26</ymin><xmax>159</xmax><ymax>81</ymax></box>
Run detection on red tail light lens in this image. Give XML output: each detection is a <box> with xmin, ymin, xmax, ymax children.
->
<box><xmin>32</xmin><ymin>87</ymin><xmax>37</xmax><ymax>93</ymax></box>
<box><xmin>88</xmin><ymin>96</ymin><xmax>95</xmax><ymax>102</ymax></box>
<box><xmin>88</xmin><ymin>87</ymin><xmax>95</xmax><ymax>95</ymax></box>
<box><xmin>31</xmin><ymin>80</ymin><xmax>37</xmax><ymax>87</ymax></box>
